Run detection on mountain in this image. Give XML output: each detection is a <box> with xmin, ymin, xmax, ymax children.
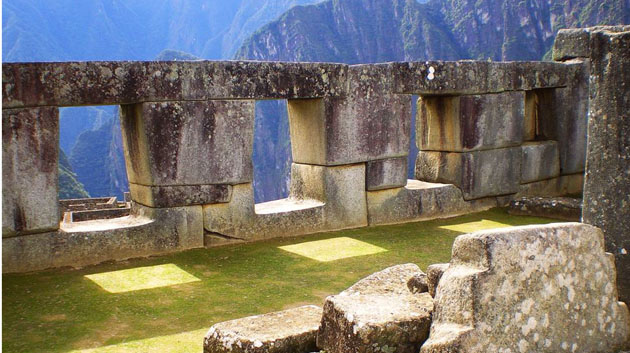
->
<box><xmin>69</xmin><ymin>112</ymin><xmax>129</xmax><ymax>200</ymax></box>
<box><xmin>236</xmin><ymin>0</ymin><xmax>629</xmax><ymax>202</ymax></box>
<box><xmin>58</xmin><ymin>149</ymin><xmax>90</xmax><ymax>200</ymax></box>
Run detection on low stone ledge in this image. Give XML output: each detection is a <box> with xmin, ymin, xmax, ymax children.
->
<box><xmin>366</xmin><ymin>180</ymin><xmax>498</xmax><ymax>226</ymax></box>
<box><xmin>508</xmin><ymin>196</ymin><xmax>582</xmax><ymax>221</ymax></box>
<box><xmin>318</xmin><ymin>264</ymin><xmax>433</xmax><ymax>353</ymax></box>
<box><xmin>2</xmin><ymin>61</ymin><xmax>348</xmax><ymax>108</ymax></box>
<box><xmin>203</xmin><ymin>305</ymin><xmax>322</xmax><ymax>353</ymax></box>
<box><xmin>421</xmin><ymin>223</ymin><xmax>629</xmax><ymax>352</ymax></box>
<box><xmin>516</xmin><ymin>173</ymin><xmax>583</xmax><ymax>198</ymax></box>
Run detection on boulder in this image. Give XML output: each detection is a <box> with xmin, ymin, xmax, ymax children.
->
<box><xmin>317</xmin><ymin>264</ymin><xmax>433</xmax><ymax>353</ymax></box>
<box><xmin>421</xmin><ymin>223</ymin><xmax>629</xmax><ymax>353</ymax></box>
<box><xmin>204</xmin><ymin>305</ymin><xmax>322</xmax><ymax>353</ymax></box>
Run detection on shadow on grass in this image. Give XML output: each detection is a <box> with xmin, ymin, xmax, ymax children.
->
<box><xmin>2</xmin><ymin>208</ymin><xmax>560</xmax><ymax>353</ymax></box>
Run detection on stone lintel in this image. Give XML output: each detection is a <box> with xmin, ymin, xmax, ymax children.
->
<box><xmin>2</xmin><ymin>61</ymin><xmax>348</xmax><ymax>108</ymax></box>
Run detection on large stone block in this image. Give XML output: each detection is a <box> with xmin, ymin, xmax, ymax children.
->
<box><xmin>366</xmin><ymin>180</ymin><xmax>497</xmax><ymax>226</ymax></box>
<box><xmin>204</xmin><ymin>305</ymin><xmax>322</xmax><ymax>353</ymax></box>
<box><xmin>2</xmin><ymin>203</ymin><xmax>204</xmax><ymax>273</ymax></box>
<box><xmin>417</xmin><ymin>92</ymin><xmax>524</xmax><ymax>152</ymax></box>
<box><xmin>288</xmin><ymin>65</ymin><xmax>411</xmax><ymax>166</ymax></box>
<box><xmin>421</xmin><ymin>223</ymin><xmax>630</xmax><ymax>353</ymax></box>
<box><xmin>203</xmin><ymin>163</ymin><xmax>367</xmax><ymax>240</ymax></box>
<box><xmin>2</xmin><ymin>107</ymin><xmax>59</xmax><ymax>237</ymax></box>
<box><xmin>120</xmin><ymin>100</ymin><xmax>254</xmax><ymax>206</ymax></box>
<box><xmin>583</xmin><ymin>28</ymin><xmax>630</xmax><ymax>303</ymax></box>
<box><xmin>527</xmin><ymin>60</ymin><xmax>589</xmax><ymax>174</ymax></box>
<box><xmin>520</xmin><ymin>141</ymin><xmax>560</xmax><ymax>183</ymax></box>
<box><xmin>366</xmin><ymin>157</ymin><xmax>408</xmax><ymax>191</ymax></box>
<box><xmin>415</xmin><ymin>148</ymin><xmax>521</xmax><ymax>200</ymax></box>
<box><xmin>516</xmin><ymin>173</ymin><xmax>583</xmax><ymax>198</ymax></box>
<box><xmin>318</xmin><ymin>264</ymin><xmax>433</xmax><ymax>353</ymax></box>
<box><xmin>553</xmin><ymin>28</ymin><xmax>591</xmax><ymax>61</ymax></box>
<box><xmin>129</xmin><ymin>183</ymin><xmax>232</xmax><ymax>208</ymax></box>
<box><xmin>391</xmin><ymin>61</ymin><xmax>570</xmax><ymax>95</ymax></box>
<box><xmin>2</xmin><ymin>61</ymin><xmax>347</xmax><ymax>108</ymax></box>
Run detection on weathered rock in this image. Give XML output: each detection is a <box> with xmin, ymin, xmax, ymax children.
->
<box><xmin>421</xmin><ymin>223</ymin><xmax>630</xmax><ymax>353</ymax></box>
<box><xmin>366</xmin><ymin>157</ymin><xmax>408</xmax><ymax>191</ymax></box>
<box><xmin>516</xmin><ymin>173</ymin><xmax>583</xmax><ymax>198</ymax></box>
<box><xmin>2</xmin><ymin>107</ymin><xmax>59</xmax><ymax>237</ymax></box>
<box><xmin>528</xmin><ymin>61</ymin><xmax>589</xmax><ymax>174</ymax></box>
<box><xmin>407</xmin><ymin>273</ymin><xmax>429</xmax><ymax>294</ymax></box>
<box><xmin>129</xmin><ymin>183</ymin><xmax>232</xmax><ymax>208</ymax></box>
<box><xmin>520</xmin><ymin>141</ymin><xmax>560</xmax><ymax>183</ymax></box>
<box><xmin>203</xmin><ymin>305</ymin><xmax>322</xmax><ymax>353</ymax></box>
<box><xmin>288</xmin><ymin>65</ymin><xmax>411</xmax><ymax>166</ymax></box>
<box><xmin>582</xmin><ymin>28</ymin><xmax>630</xmax><ymax>303</ymax></box>
<box><xmin>120</xmin><ymin>100</ymin><xmax>254</xmax><ymax>207</ymax></box>
<box><xmin>553</xmin><ymin>28</ymin><xmax>591</xmax><ymax>61</ymax></box>
<box><xmin>366</xmin><ymin>180</ymin><xmax>498</xmax><ymax>226</ymax></box>
<box><xmin>426</xmin><ymin>263</ymin><xmax>449</xmax><ymax>298</ymax></box>
<box><xmin>415</xmin><ymin>148</ymin><xmax>521</xmax><ymax>200</ymax></box>
<box><xmin>417</xmin><ymin>92</ymin><xmax>524</xmax><ymax>152</ymax></box>
<box><xmin>204</xmin><ymin>163</ymin><xmax>366</xmax><ymax>240</ymax></box>
<box><xmin>318</xmin><ymin>264</ymin><xmax>433</xmax><ymax>353</ymax></box>
<box><xmin>391</xmin><ymin>61</ymin><xmax>570</xmax><ymax>95</ymax></box>
<box><xmin>2</xmin><ymin>61</ymin><xmax>347</xmax><ymax>108</ymax></box>
<box><xmin>508</xmin><ymin>196</ymin><xmax>582</xmax><ymax>221</ymax></box>
<box><xmin>2</xmin><ymin>203</ymin><xmax>204</xmax><ymax>273</ymax></box>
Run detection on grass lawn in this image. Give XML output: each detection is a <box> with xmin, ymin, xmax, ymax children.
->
<box><xmin>2</xmin><ymin>208</ymin><xmax>560</xmax><ymax>353</ymax></box>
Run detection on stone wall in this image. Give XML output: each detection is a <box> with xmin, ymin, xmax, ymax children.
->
<box><xmin>2</xmin><ymin>49</ymin><xmax>592</xmax><ymax>272</ymax></box>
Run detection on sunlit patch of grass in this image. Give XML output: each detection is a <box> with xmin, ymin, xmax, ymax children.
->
<box><xmin>438</xmin><ymin>219</ymin><xmax>512</xmax><ymax>233</ymax></box>
<box><xmin>279</xmin><ymin>237</ymin><xmax>387</xmax><ymax>262</ymax></box>
<box><xmin>2</xmin><ymin>208</ymin><xmax>560</xmax><ymax>353</ymax></box>
<box><xmin>85</xmin><ymin>264</ymin><xmax>201</xmax><ymax>293</ymax></box>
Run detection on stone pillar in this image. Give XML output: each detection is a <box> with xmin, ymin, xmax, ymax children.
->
<box><xmin>415</xmin><ymin>93</ymin><xmax>524</xmax><ymax>199</ymax></box>
<box><xmin>119</xmin><ymin>100</ymin><xmax>255</xmax><ymax>208</ymax></box>
<box><xmin>2</xmin><ymin>107</ymin><xmax>59</xmax><ymax>237</ymax></box>
<box><xmin>572</xmin><ymin>27</ymin><xmax>630</xmax><ymax>302</ymax></box>
<box><xmin>288</xmin><ymin>64</ymin><xmax>411</xmax><ymax>190</ymax></box>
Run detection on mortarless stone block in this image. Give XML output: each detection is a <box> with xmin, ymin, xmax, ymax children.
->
<box><xmin>553</xmin><ymin>28</ymin><xmax>591</xmax><ymax>61</ymax></box>
<box><xmin>517</xmin><ymin>173</ymin><xmax>583</xmax><ymax>197</ymax></box>
<box><xmin>2</xmin><ymin>61</ymin><xmax>347</xmax><ymax>108</ymax></box>
<box><xmin>520</xmin><ymin>141</ymin><xmax>560</xmax><ymax>183</ymax></box>
<box><xmin>366</xmin><ymin>157</ymin><xmax>408</xmax><ymax>191</ymax></box>
<box><xmin>2</xmin><ymin>203</ymin><xmax>204</xmax><ymax>273</ymax></box>
<box><xmin>203</xmin><ymin>163</ymin><xmax>367</xmax><ymax>240</ymax></box>
<box><xmin>508</xmin><ymin>196</ymin><xmax>582</xmax><ymax>221</ymax></box>
<box><xmin>318</xmin><ymin>264</ymin><xmax>433</xmax><ymax>353</ymax></box>
<box><xmin>583</xmin><ymin>28</ymin><xmax>630</xmax><ymax>303</ymax></box>
<box><xmin>2</xmin><ymin>107</ymin><xmax>59</xmax><ymax>237</ymax></box>
<box><xmin>417</xmin><ymin>92</ymin><xmax>524</xmax><ymax>152</ymax></box>
<box><xmin>288</xmin><ymin>65</ymin><xmax>411</xmax><ymax>166</ymax></box>
<box><xmin>415</xmin><ymin>148</ymin><xmax>521</xmax><ymax>200</ymax></box>
<box><xmin>203</xmin><ymin>305</ymin><xmax>322</xmax><ymax>353</ymax></box>
<box><xmin>421</xmin><ymin>223</ymin><xmax>630</xmax><ymax>353</ymax></box>
<box><xmin>129</xmin><ymin>183</ymin><xmax>232</xmax><ymax>208</ymax></box>
<box><xmin>366</xmin><ymin>180</ymin><xmax>497</xmax><ymax>226</ymax></box>
<box><xmin>120</xmin><ymin>100</ymin><xmax>254</xmax><ymax>207</ymax></box>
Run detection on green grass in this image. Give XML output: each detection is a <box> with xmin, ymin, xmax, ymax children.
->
<box><xmin>2</xmin><ymin>208</ymin><xmax>560</xmax><ymax>353</ymax></box>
